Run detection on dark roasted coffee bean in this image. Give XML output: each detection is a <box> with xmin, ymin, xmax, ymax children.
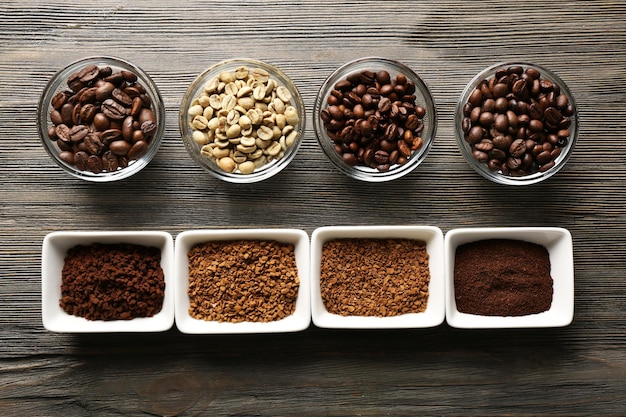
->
<box><xmin>95</xmin><ymin>82</ymin><xmax>116</xmax><ymax>101</ymax></box>
<box><xmin>93</xmin><ymin>113</ymin><xmax>110</xmax><ymax>131</ymax></box>
<box><xmin>50</xmin><ymin>110</ymin><xmax>63</xmax><ymax>126</ymax></box>
<box><xmin>84</xmin><ymin>133</ymin><xmax>104</xmax><ymax>155</ymax></box>
<box><xmin>67</xmin><ymin>72</ymin><xmax>84</xmax><ymax>92</ymax></box>
<box><xmin>51</xmin><ymin>91</ymin><xmax>69</xmax><ymax>110</ymax></box>
<box><xmin>79</xmin><ymin>103</ymin><xmax>98</xmax><ymax>124</ymax></box>
<box><xmin>69</xmin><ymin>125</ymin><xmax>89</xmax><ymax>142</ymax></box>
<box><xmin>101</xmin><ymin>151</ymin><xmax>119</xmax><ymax>172</ymax></box>
<box><xmin>130</xmin><ymin>96</ymin><xmax>143</xmax><ymax>117</ymax></box>
<box><xmin>73</xmin><ymin>151</ymin><xmax>89</xmax><ymax>171</ymax></box>
<box><xmin>60</xmin><ymin>103</ymin><xmax>74</xmax><ymax>125</ymax></box>
<box><xmin>78</xmin><ymin>64</ymin><xmax>99</xmax><ymax>83</ymax></box>
<box><xmin>86</xmin><ymin>155</ymin><xmax>103</xmax><ymax>174</ymax></box>
<box><xmin>374</xmin><ymin>150</ymin><xmax>389</xmax><ymax>164</ymax></box>
<box><xmin>467</xmin><ymin>126</ymin><xmax>484</xmax><ymax>145</ymax></box>
<box><xmin>101</xmin><ymin>98</ymin><xmax>127</xmax><ymax>120</ymax></box>
<box><xmin>101</xmin><ymin>128</ymin><xmax>123</xmax><ymax>144</ymax></box>
<box><xmin>58</xmin><ymin>150</ymin><xmax>74</xmax><ymax>165</ymax></box>
<box><xmin>112</xmin><ymin>88</ymin><xmax>133</xmax><ymax>106</ymax></box>
<box><xmin>128</xmin><ymin>140</ymin><xmax>148</xmax><ymax>160</ymax></box>
<box><xmin>509</xmin><ymin>138</ymin><xmax>527</xmax><ymax>158</ymax></box>
<box><xmin>104</xmin><ymin>71</ymin><xmax>124</xmax><ymax>86</ymax></box>
<box><xmin>140</xmin><ymin>120</ymin><xmax>157</xmax><ymax>138</ymax></box>
<box><xmin>109</xmin><ymin>140</ymin><xmax>131</xmax><ymax>156</ymax></box>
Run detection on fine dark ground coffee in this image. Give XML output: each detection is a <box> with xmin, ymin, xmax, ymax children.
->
<box><xmin>454</xmin><ymin>239</ymin><xmax>553</xmax><ymax>316</ymax></box>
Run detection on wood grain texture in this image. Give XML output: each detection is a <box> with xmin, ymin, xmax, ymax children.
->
<box><xmin>2</xmin><ymin>0</ymin><xmax>626</xmax><ymax>415</ymax></box>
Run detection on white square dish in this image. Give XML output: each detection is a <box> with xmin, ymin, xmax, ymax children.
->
<box><xmin>174</xmin><ymin>229</ymin><xmax>311</xmax><ymax>334</ymax></box>
<box><xmin>310</xmin><ymin>226</ymin><xmax>445</xmax><ymax>329</ymax></box>
<box><xmin>42</xmin><ymin>231</ymin><xmax>175</xmax><ymax>333</ymax></box>
<box><xmin>445</xmin><ymin>227</ymin><xmax>574</xmax><ymax>328</ymax></box>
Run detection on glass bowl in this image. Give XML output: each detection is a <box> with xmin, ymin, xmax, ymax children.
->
<box><xmin>313</xmin><ymin>57</ymin><xmax>437</xmax><ymax>182</ymax></box>
<box><xmin>179</xmin><ymin>59</ymin><xmax>306</xmax><ymax>183</ymax></box>
<box><xmin>456</xmin><ymin>62</ymin><xmax>578</xmax><ymax>185</ymax></box>
<box><xmin>38</xmin><ymin>56</ymin><xmax>165</xmax><ymax>182</ymax></box>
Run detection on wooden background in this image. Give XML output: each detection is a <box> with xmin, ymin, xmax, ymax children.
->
<box><xmin>2</xmin><ymin>1</ymin><xmax>626</xmax><ymax>415</ymax></box>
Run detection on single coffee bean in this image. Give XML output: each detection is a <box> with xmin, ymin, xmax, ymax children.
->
<box><xmin>467</xmin><ymin>126</ymin><xmax>484</xmax><ymax>145</ymax></box>
<box><xmin>73</xmin><ymin>151</ymin><xmax>89</xmax><ymax>171</ymax></box>
<box><xmin>69</xmin><ymin>125</ymin><xmax>89</xmax><ymax>143</ymax></box>
<box><xmin>128</xmin><ymin>140</ymin><xmax>148</xmax><ymax>160</ymax></box>
<box><xmin>86</xmin><ymin>155</ymin><xmax>103</xmax><ymax>174</ymax></box>
<box><xmin>51</xmin><ymin>91</ymin><xmax>69</xmax><ymax>109</ymax></box>
<box><xmin>509</xmin><ymin>138</ymin><xmax>527</xmax><ymax>158</ymax></box>
<box><xmin>101</xmin><ymin>129</ymin><xmax>123</xmax><ymax>144</ymax></box>
<box><xmin>78</xmin><ymin>64</ymin><xmax>100</xmax><ymax>83</ymax></box>
<box><xmin>84</xmin><ymin>133</ymin><xmax>104</xmax><ymax>155</ymax></box>
<box><xmin>61</xmin><ymin>103</ymin><xmax>74</xmax><ymax>125</ymax></box>
<box><xmin>101</xmin><ymin>151</ymin><xmax>119</xmax><ymax>172</ymax></box>
<box><xmin>140</xmin><ymin>120</ymin><xmax>157</xmax><ymax>138</ymax></box>
<box><xmin>112</xmin><ymin>88</ymin><xmax>133</xmax><ymax>106</ymax></box>
<box><xmin>92</xmin><ymin>113</ymin><xmax>110</xmax><ymax>131</ymax></box>
<box><xmin>58</xmin><ymin>151</ymin><xmax>74</xmax><ymax>165</ymax></box>
<box><xmin>374</xmin><ymin>150</ymin><xmax>389</xmax><ymax>164</ymax></box>
<box><xmin>95</xmin><ymin>82</ymin><xmax>115</xmax><ymax>101</ymax></box>
<box><xmin>109</xmin><ymin>140</ymin><xmax>131</xmax><ymax>156</ymax></box>
<box><xmin>50</xmin><ymin>110</ymin><xmax>63</xmax><ymax>126</ymax></box>
<box><xmin>101</xmin><ymin>99</ymin><xmax>127</xmax><ymax>120</ymax></box>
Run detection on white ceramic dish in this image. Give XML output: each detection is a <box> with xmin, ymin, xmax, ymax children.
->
<box><xmin>445</xmin><ymin>227</ymin><xmax>574</xmax><ymax>328</ymax></box>
<box><xmin>42</xmin><ymin>231</ymin><xmax>174</xmax><ymax>332</ymax></box>
<box><xmin>310</xmin><ymin>226</ymin><xmax>445</xmax><ymax>329</ymax></box>
<box><xmin>174</xmin><ymin>229</ymin><xmax>311</xmax><ymax>334</ymax></box>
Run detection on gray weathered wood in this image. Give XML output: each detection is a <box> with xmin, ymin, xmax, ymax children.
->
<box><xmin>2</xmin><ymin>0</ymin><xmax>626</xmax><ymax>415</ymax></box>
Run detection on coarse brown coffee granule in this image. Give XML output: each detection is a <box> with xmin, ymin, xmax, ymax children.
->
<box><xmin>454</xmin><ymin>239</ymin><xmax>553</xmax><ymax>316</ymax></box>
<box><xmin>320</xmin><ymin>238</ymin><xmax>430</xmax><ymax>317</ymax></box>
<box><xmin>60</xmin><ymin>243</ymin><xmax>165</xmax><ymax>321</ymax></box>
<box><xmin>187</xmin><ymin>240</ymin><xmax>299</xmax><ymax>323</ymax></box>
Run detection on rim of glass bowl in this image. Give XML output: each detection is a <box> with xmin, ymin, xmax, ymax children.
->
<box><xmin>455</xmin><ymin>62</ymin><xmax>579</xmax><ymax>186</ymax></box>
<box><xmin>179</xmin><ymin>58</ymin><xmax>306</xmax><ymax>184</ymax></box>
<box><xmin>313</xmin><ymin>57</ymin><xmax>437</xmax><ymax>182</ymax></box>
<box><xmin>38</xmin><ymin>56</ymin><xmax>165</xmax><ymax>183</ymax></box>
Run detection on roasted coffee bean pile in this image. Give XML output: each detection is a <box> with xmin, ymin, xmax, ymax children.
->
<box><xmin>320</xmin><ymin>238</ymin><xmax>430</xmax><ymax>317</ymax></box>
<box><xmin>320</xmin><ymin>69</ymin><xmax>426</xmax><ymax>172</ymax></box>
<box><xmin>187</xmin><ymin>240</ymin><xmax>300</xmax><ymax>323</ymax></box>
<box><xmin>461</xmin><ymin>65</ymin><xmax>574</xmax><ymax>176</ymax></box>
<box><xmin>47</xmin><ymin>64</ymin><xmax>158</xmax><ymax>174</ymax></box>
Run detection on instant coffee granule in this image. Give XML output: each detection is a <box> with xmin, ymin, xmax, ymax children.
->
<box><xmin>60</xmin><ymin>243</ymin><xmax>165</xmax><ymax>321</ymax></box>
<box><xmin>320</xmin><ymin>238</ymin><xmax>430</xmax><ymax>317</ymax></box>
<box><xmin>187</xmin><ymin>240</ymin><xmax>299</xmax><ymax>323</ymax></box>
<box><xmin>454</xmin><ymin>239</ymin><xmax>553</xmax><ymax>316</ymax></box>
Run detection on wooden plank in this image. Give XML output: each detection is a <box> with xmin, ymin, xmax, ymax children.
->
<box><xmin>1</xmin><ymin>0</ymin><xmax>626</xmax><ymax>415</ymax></box>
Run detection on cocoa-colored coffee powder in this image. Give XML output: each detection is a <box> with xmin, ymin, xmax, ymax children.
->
<box><xmin>454</xmin><ymin>239</ymin><xmax>553</xmax><ymax>316</ymax></box>
<box><xmin>320</xmin><ymin>238</ymin><xmax>430</xmax><ymax>317</ymax></box>
<box><xmin>60</xmin><ymin>243</ymin><xmax>165</xmax><ymax>321</ymax></box>
<box><xmin>187</xmin><ymin>240</ymin><xmax>299</xmax><ymax>323</ymax></box>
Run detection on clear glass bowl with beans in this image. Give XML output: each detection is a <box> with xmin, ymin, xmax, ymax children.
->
<box><xmin>456</xmin><ymin>62</ymin><xmax>578</xmax><ymax>185</ymax></box>
<box><xmin>179</xmin><ymin>59</ymin><xmax>306</xmax><ymax>183</ymax></box>
<box><xmin>313</xmin><ymin>57</ymin><xmax>437</xmax><ymax>182</ymax></box>
<box><xmin>38</xmin><ymin>56</ymin><xmax>165</xmax><ymax>182</ymax></box>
